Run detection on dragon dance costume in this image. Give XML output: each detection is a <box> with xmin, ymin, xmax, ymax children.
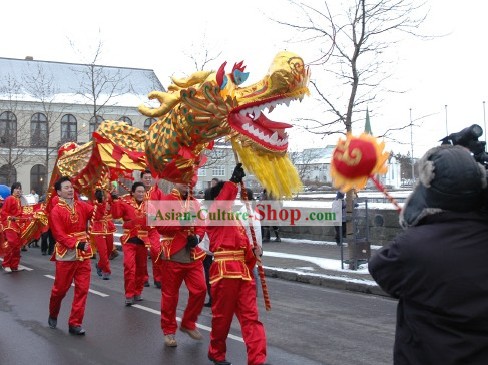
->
<box><xmin>145</xmin><ymin>185</ymin><xmax>165</xmax><ymax>287</ymax></box>
<box><xmin>111</xmin><ymin>195</ymin><xmax>150</xmax><ymax>302</ymax></box>
<box><xmin>90</xmin><ymin>198</ymin><xmax>116</xmax><ymax>278</ymax></box>
<box><xmin>48</xmin><ymin>198</ymin><xmax>94</xmax><ymax>328</ymax></box>
<box><xmin>1</xmin><ymin>195</ymin><xmax>24</xmax><ymax>271</ymax></box>
<box><xmin>206</xmin><ymin>181</ymin><xmax>267</xmax><ymax>365</ymax></box>
<box><xmin>157</xmin><ymin>188</ymin><xmax>206</xmax><ymax>339</ymax></box>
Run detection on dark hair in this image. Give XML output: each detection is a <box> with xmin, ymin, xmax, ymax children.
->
<box><xmin>209</xmin><ymin>181</ymin><xmax>225</xmax><ymax>200</ymax></box>
<box><xmin>54</xmin><ymin>176</ymin><xmax>71</xmax><ymax>192</ymax></box>
<box><xmin>131</xmin><ymin>181</ymin><xmax>145</xmax><ymax>193</ymax></box>
<box><xmin>241</xmin><ymin>188</ymin><xmax>254</xmax><ymax>200</ymax></box>
<box><xmin>10</xmin><ymin>182</ymin><xmax>21</xmax><ymax>195</ymax></box>
<box><xmin>140</xmin><ymin>169</ymin><xmax>152</xmax><ymax>179</ymax></box>
<box><xmin>211</xmin><ymin>178</ymin><xmax>219</xmax><ymax>182</ymax></box>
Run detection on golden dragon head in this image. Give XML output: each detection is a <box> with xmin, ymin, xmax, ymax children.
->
<box><xmin>139</xmin><ymin>51</ymin><xmax>310</xmax><ymax>196</ymax></box>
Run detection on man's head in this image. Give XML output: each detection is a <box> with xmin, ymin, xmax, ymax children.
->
<box><xmin>174</xmin><ymin>182</ymin><xmax>189</xmax><ymax>196</ymax></box>
<box><xmin>336</xmin><ymin>191</ymin><xmax>345</xmax><ymax>200</ymax></box>
<box><xmin>210</xmin><ymin>178</ymin><xmax>219</xmax><ymax>188</ymax></box>
<box><xmin>140</xmin><ymin>169</ymin><xmax>153</xmax><ymax>190</ymax></box>
<box><xmin>54</xmin><ymin>176</ymin><xmax>73</xmax><ymax>200</ymax></box>
<box><xmin>11</xmin><ymin>182</ymin><xmax>22</xmax><ymax>197</ymax></box>
<box><xmin>400</xmin><ymin>145</ymin><xmax>487</xmax><ymax>228</ymax></box>
<box><xmin>31</xmin><ymin>189</ymin><xmax>36</xmax><ymax>194</ymax></box>
<box><xmin>131</xmin><ymin>181</ymin><xmax>146</xmax><ymax>203</ymax></box>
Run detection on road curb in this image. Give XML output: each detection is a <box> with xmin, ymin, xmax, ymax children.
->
<box><xmin>264</xmin><ymin>267</ymin><xmax>389</xmax><ymax>297</ymax></box>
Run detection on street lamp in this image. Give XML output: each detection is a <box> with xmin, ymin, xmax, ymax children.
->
<box><xmin>410</xmin><ymin>108</ymin><xmax>415</xmax><ymax>182</ymax></box>
<box><xmin>483</xmin><ymin>101</ymin><xmax>486</xmax><ymax>143</ymax></box>
<box><xmin>444</xmin><ymin>104</ymin><xmax>448</xmax><ymax>136</ymax></box>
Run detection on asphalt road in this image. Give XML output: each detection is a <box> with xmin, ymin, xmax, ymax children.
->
<box><xmin>0</xmin><ymin>248</ymin><xmax>397</xmax><ymax>365</ymax></box>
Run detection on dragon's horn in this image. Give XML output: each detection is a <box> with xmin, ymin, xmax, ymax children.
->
<box><xmin>171</xmin><ymin>71</ymin><xmax>213</xmax><ymax>88</ymax></box>
<box><xmin>138</xmin><ymin>91</ymin><xmax>180</xmax><ymax>118</ymax></box>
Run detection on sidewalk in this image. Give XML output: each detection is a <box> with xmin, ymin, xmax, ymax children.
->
<box><xmin>114</xmin><ymin>234</ymin><xmax>387</xmax><ymax>297</ymax></box>
<box><xmin>259</xmin><ymin>238</ymin><xmax>387</xmax><ymax>297</ymax></box>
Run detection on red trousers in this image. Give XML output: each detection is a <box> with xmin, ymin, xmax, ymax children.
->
<box><xmin>160</xmin><ymin>260</ymin><xmax>206</xmax><ymax>335</ymax></box>
<box><xmin>2</xmin><ymin>230</ymin><xmax>22</xmax><ymax>270</ymax></box>
<box><xmin>92</xmin><ymin>234</ymin><xmax>113</xmax><ymax>274</ymax></box>
<box><xmin>208</xmin><ymin>278</ymin><xmax>267</xmax><ymax>365</ymax></box>
<box><xmin>49</xmin><ymin>259</ymin><xmax>91</xmax><ymax>327</ymax></box>
<box><xmin>123</xmin><ymin>243</ymin><xmax>147</xmax><ymax>298</ymax></box>
<box><xmin>148</xmin><ymin>229</ymin><xmax>162</xmax><ymax>284</ymax></box>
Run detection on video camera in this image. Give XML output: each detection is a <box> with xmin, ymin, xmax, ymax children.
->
<box><xmin>440</xmin><ymin>124</ymin><xmax>488</xmax><ymax>168</ymax></box>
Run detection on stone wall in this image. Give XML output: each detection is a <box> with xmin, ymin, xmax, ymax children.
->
<box><xmin>279</xmin><ymin>208</ymin><xmax>401</xmax><ymax>246</ymax></box>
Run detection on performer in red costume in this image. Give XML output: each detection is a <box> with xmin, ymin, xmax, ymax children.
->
<box><xmin>141</xmin><ymin>169</ymin><xmax>164</xmax><ymax>289</ymax></box>
<box><xmin>206</xmin><ymin>164</ymin><xmax>267</xmax><ymax>365</ymax></box>
<box><xmin>157</xmin><ymin>182</ymin><xmax>206</xmax><ymax>347</ymax></box>
<box><xmin>1</xmin><ymin>182</ymin><xmax>25</xmax><ymax>272</ymax></box>
<box><xmin>48</xmin><ymin>176</ymin><xmax>94</xmax><ymax>335</ymax></box>
<box><xmin>111</xmin><ymin>181</ymin><xmax>150</xmax><ymax>306</ymax></box>
<box><xmin>91</xmin><ymin>189</ymin><xmax>116</xmax><ymax>280</ymax></box>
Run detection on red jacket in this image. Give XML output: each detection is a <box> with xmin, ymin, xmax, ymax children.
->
<box><xmin>205</xmin><ymin>181</ymin><xmax>256</xmax><ymax>283</ymax></box>
<box><xmin>50</xmin><ymin>199</ymin><xmax>94</xmax><ymax>260</ymax></box>
<box><xmin>157</xmin><ymin>189</ymin><xmax>205</xmax><ymax>261</ymax></box>
<box><xmin>1</xmin><ymin>195</ymin><xmax>22</xmax><ymax>233</ymax></box>
<box><xmin>90</xmin><ymin>200</ymin><xmax>116</xmax><ymax>235</ymax></box>
<box><xmin>111</xmin><ymin>195</ymin><xmax>150</xmax><ymax>247</ymax></box>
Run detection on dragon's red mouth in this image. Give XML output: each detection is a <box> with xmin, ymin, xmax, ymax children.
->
<box><xmin>228</xmin><ymin>98</ymin><xmax>294</xmax><ymax>151</ymax></box>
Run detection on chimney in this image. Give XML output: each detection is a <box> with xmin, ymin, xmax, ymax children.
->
<box><xmin>25</xmin><ymin>56</ymin><xmax>34</xmax><ymax>61</ymax></box>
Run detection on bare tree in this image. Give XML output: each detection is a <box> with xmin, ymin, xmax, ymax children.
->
<box><xmin>289</xmin><ymin>148</ymin><xmax>327</xmax><ymax>187</ymax></box>
<box><xmin>70</xmin><ymin>40</ymin><xmax>133</xmax><ymax>135</ymax></box>
<box><xmin>275</xmin><ymin>0</ymin><xmax>427</xmax><ymax>136</ymax></box>
<box><xmin>22</xmin><ymin>64</ymin><xmax>66</xmax><ymax>192</ymax></box>
<box><xmin>0</xmin><ymin>75</ymin><xmax>38</xmax><ymax>185</ymax></box>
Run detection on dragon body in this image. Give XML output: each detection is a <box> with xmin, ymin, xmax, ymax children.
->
<box><xmin>53</xmin><ymin>51</ymin><xmax>310</xmax><ymax>199</ymax></box>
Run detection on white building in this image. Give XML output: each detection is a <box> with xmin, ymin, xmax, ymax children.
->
<box><xmin>0</xmin><ymin>56</ymin><xmax>162</xmax><ymax>194</ymax></box>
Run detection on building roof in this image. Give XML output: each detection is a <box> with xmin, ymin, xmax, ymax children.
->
<box><xmin>0</xmin><ymin>57</ymin><xmax>163</xmax><ymax>107</ymax></box>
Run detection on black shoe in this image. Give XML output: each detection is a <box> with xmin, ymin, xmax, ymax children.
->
<box><xmin>154</xmin><ymin>281</ymin><xmax>161</xmax><ymax>289</ymax></box>
<box><xmin>208</xmin><ymin>357</ymin><xmax>232</xmax><ymax>365</ymax></box>
<box><xmin>204</xmin><ymin>301</ymin><xmax>212</xmax><ymax>307</ymax></box>
<box><xmin>48</xmin><ymin>316</ymin><xmax>57</xmax><ymax>329</ymax></box>
<box><xmin>144</xmin><ymin>281</ymin><xmax>150</xmax><ymax>287</ymax></box>
<box><xmin>68</xmin><ymin>326</ymin><xmax>86</xmax><ymax>335</ymax></box>
<box><xmin>274</xmin><ymin>237</ymin><xmax>281</xmax><ymax>242</ymax></box>
<box><xmin>21</xmin><ymin>247</ymin><xmax>28</xmax><ymax>252</ymax></box>
<box><xmin>95</xmin><ymin>263</ymin><xmax>102</xmax><ymax>277</ymax></box>
<box><xmin>42</xmin><ymin>251</ymin><xmax>47</xmax><ymax>256</ymax></box>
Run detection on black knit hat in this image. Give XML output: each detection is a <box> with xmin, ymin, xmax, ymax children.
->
<box><xmin>400</xmin><ymin>145</ymin><xmax>487</xmax><ymax>228</ymax></box>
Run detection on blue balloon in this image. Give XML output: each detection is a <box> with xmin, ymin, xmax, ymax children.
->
<box><xmin>0</xmin><ymin>185</ymin><xmax>11</xmax><ymax>199</ymax></box>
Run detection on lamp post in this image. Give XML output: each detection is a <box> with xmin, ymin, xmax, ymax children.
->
<box><xmin>444</xmin><ymin>104</ymin><xmax>448</xmax><ymax>136</ymax></box>
<box><xmin>410</xmin><ymin>108</ymin><xmax>415</xmax><ymax>182</ymax></box>
<box><xmin>483</xmin><ymin>101</ymin><xmax>486</xmax><ymax>143</ymax></box>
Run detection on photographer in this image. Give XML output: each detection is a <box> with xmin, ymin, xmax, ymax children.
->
<box><xmin>369</xmin><ymin>145</ymin><xmax>488</xmax><ymax>364</ymax></box>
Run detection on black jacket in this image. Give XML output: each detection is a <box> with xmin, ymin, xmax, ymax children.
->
<box><xmin>369</xmin><ymin>211</ymin><xmax>488</xmax><ymax>365</ymax></box>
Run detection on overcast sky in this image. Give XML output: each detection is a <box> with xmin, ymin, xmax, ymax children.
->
<box><xmin>2</xmin><ymin>0</ymin><xmax>487</xmax><ymax>158</ymax></box>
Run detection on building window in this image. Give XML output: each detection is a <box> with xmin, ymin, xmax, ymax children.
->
<box><xmin>0</xmin><ymin>164</ymin><xmax>17</xmax><ymax>186</ymax></box>
<box><xmin>89</xmin><ymin>115</ymin><xmax>104</xmax><ymax>137</ymax></box>
<box><xmin>119</xmin><ymin>116</ymin><xmax>132</xmax><ymax>126</ymax></box>
<box><xmin>31</xmin><ymin>113</ymin><xmax>48</xmax><ymax>147</ymax></box>
<box><xmin>212</xmin><ymin>165</ymin><xmax>225</xmax><ymax>177</ymax></box>
<box><xmin>0</xmin><ymin>111</ymin><xmax>17</xmax><ymax>147</ymax></box>
<box><xmin>197</xmin><ymin>168</ymin><xmax>206</xmax><ymax>176</ymax></box>
<box><xmin>61</xmin><ymin>114</ymin><xmax>77</xmax><ymax>143</ymax></box>
<box><xmin>144</xmin><ymin>118</ymin><xmax>156</xmax><ymax>130</ymax></box>
<box><xmin>30</xmin><ymin>164</ymin><xmax>46</xmax><ymax>195</ymax></box>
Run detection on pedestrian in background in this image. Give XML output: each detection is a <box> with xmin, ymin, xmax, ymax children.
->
<box><xmin>369</xmin><ymin>145</ymin><xmax>488</xmax><ymax>364</ymax></box>
<box><xmin>331</xmin><ymin>191</ymin><xmax>346</xmax><ymax>245</ymax></box>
